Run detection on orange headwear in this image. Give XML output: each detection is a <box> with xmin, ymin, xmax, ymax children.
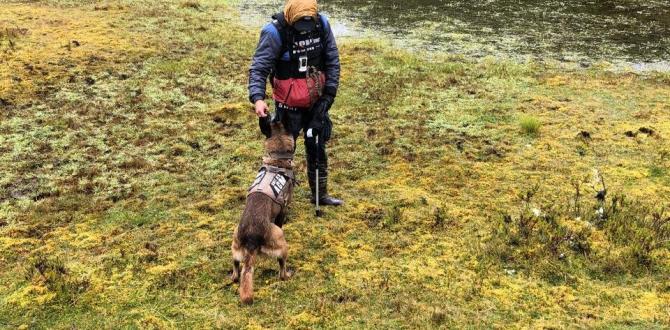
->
<box><xmin>284</xmin><ymin>0</ymin><xmax>318</xmax><ymax>25</ymax></box>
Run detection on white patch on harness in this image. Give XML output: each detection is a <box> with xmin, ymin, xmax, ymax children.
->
<box><xmin>249</xmin><ymin>168</ymin><xmax>266</xmax><ymax>191</ymax></box>
<box><xmin>270</xmin><ymin>174</ymin><xmax>287</xmax><ymax>197</ymax></box>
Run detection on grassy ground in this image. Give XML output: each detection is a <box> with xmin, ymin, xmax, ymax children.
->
<box><xmin>1</xmin><ymin>0</ymin><xmax>669</xmax><ymax>328</ymax></box>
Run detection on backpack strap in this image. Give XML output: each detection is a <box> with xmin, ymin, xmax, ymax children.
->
<box><xmin>316</xmin><ymin>13</ymin><xmax>327</xmax><ymax>43</ymax></box>
<box><xmin>271</xmin><ymin>13</ymin><xmax>291</xmax><ymax>56</ymax></box>
<box><xmin>270</xmin><ymin>13</ymin><xmax>288</xmax><ymax>86</ymax></box>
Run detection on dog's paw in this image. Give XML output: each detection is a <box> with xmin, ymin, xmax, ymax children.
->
<box><xmin>230</xmin><ymin>273</ymin><xmax>240</xmax><ymax>283</ymax></box>
<box><xmin>280</xmin><ymin>269</ymin><xmax>294</xmax><ymax>281</ymax></box>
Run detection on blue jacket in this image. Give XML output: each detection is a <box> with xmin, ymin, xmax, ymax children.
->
<box><xmin>248</xmin><ymin>15</ymin><xmax>341</xmax><ymax>104</ymax></box>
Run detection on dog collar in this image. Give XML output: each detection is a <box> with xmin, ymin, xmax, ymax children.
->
<box><xmin>268</xmin><ymin>152</ymin><xmax>295</xmax><ymax>161</ymax></box>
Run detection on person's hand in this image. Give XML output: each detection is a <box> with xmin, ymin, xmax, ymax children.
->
<box><xmin>308</xmin><ymin>95</ymin><xmax>335</xmax><ymax>136</ymax></box>
<box><xmin>254</xmin><ymin>100</ymin><xmax>269</xmax><ymax>118</ymax></box>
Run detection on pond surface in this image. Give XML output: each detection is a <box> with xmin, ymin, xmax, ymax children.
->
<box><xmin>240</xmin><ymin>0</ymin><xmax>670</xmax><ymax>70</ymax></box>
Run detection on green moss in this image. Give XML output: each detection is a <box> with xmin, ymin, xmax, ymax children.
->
<box><xmin>519</xmin><ymin>115</ymin><xmax>541</xmax><ymax>136</ymax></box>
<box><xmin>649</xmin><ymin>166</ymin><xmax>666</xmax><ymax>178</ymax></box>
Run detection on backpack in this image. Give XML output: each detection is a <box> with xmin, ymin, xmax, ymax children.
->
<box><xmin>271</xmin><ymin>12</ymin><xmax>327</xmax><ymax>61</ymax></box>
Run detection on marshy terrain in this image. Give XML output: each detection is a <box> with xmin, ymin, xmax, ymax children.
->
<box><xmin>1</xmin><ymin>0</ymin><xmax>669</xmax><ymax>328</ymax></box>
<box><xmin>242</xmin><ymin>0</ymin><xmax>670</xmax><ymax>67</ymax></box>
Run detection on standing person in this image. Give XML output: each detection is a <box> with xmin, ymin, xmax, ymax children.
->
<box><xmin>248</xmin><ymin>0</ymin><xmax>343</xmax><ymax>206</ymax></box>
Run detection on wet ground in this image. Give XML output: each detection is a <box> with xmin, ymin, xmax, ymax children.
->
<box><xmin>240</xmin><ymin>0</ymin><xmax>670</xmax><ymax>71</ymax></box>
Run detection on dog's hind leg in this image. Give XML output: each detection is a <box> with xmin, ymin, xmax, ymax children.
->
<box><xmin>262</xmin><ymin>224</ymin><xmax>290</xmax><ymax>280</ymax></box>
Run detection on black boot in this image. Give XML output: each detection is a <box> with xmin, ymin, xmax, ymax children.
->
<box><xmin>308</xmin><ymin>170</ymin><xmax>344</xmax><ymax>206</ymax></box>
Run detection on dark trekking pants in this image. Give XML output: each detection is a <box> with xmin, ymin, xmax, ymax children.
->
<box><xmin>275</xmin><ymin>102</ymin><xmax>332</xmax><ymax>197</ymax></box>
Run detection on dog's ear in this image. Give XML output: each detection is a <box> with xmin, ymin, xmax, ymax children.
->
<box><xmin>275</xmin><ymin>111</ymin><xmax>288</xmax><ymax>131</ymax></box>
<box><xmin>259</xmin><ymin>116</ymin><xmax>272</xmax><ymax>138</ymax></box>
<box><xmin>268</xmin><ymin>112</ymin><xmax>286</xmax><ymax>133</ymax></box>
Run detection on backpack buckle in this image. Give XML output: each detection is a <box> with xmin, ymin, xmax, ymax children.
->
<box><xmin>298</xmin><ymin>56</ymin><xmax>308</xmax><ymax>73</ymax></box>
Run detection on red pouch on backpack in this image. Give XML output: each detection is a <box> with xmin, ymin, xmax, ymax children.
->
<box><xmin>272</xmin><ymin>73</ymin><xmax>325</xmax><ymax>108</ymax></box>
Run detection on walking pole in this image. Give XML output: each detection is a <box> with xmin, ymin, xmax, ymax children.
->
<box><xmin>315</xmin><ymin>133</ymin><xmax>323</xmax><ymax>218</ymax></box>
<box><xmin>307</xmin><ymin>128</ymin><xmax>323</xmax><ymax>218</ymax></box>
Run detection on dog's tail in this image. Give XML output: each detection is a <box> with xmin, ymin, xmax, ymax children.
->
<box><xmin>240</xmin><ymin>232</ymin><xmax>264</xmax><ymax>252</ymax></box>
<box><xmin>239</xmin><ymin>249</ymin><xmax>256</xmax><ymax>304</ymax></box>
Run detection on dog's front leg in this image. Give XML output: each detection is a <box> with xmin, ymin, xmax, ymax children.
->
<box><xmin>274</xmin><ymin>210</ymin><xmax>287</xmax><ymax>228</ymax></box>
<box><xmin>278</xmin><ymin>257</ymin><xmax>289</xmax><ymax>280</ymax></box>
<box><xmin>232</xmin><ymin>259</ymin><xmax>241</xmax><ymax>283</ymax></box>
<box><xmin>231</xmin><ymin>235</ymin><xmax>243</xmax><ymax>283</ymax></box>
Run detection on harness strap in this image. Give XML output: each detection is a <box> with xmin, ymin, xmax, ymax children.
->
<box><xmin>263</xmin><ymin>165</ymin><xmax>296</xmax><ymax>182</ymax></box>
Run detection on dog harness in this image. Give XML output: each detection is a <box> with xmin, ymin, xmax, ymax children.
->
<box><xmin>247</xmin><ymin>165</ymin><xmax>295</xmax><ymax>207</ymax></box>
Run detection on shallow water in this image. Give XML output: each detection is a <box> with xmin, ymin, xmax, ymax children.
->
<box><xmin>240</xmin><ymin>0</ymin><xmax>670</xmax><ymax>71</ymax></box>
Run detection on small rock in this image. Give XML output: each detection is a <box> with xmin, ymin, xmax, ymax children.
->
<box><xmin>595</xmin><ymin>207</ymin><xmax>605</xmax><ymax>219</ymax></box>
<box><xmin>624</xmin><ymin>130</ymin><xmax>637</xmax><ymax>138</ymax></box>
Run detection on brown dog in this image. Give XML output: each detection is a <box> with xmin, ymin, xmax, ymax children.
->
<box><xmin>231</xmin><ymin>116</ymin><xmax>295</xmax><ymax>304</ymax></box>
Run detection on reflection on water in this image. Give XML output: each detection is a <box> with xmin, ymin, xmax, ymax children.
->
<box><xmin>240</xmin><ymin>0</ymin><xmax>670</xmax><ymax>71</ymax></box>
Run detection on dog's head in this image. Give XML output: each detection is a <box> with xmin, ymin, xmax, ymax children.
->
<box><xmin>259</xmin><ymin>114</ymin><xmax>294</xmax><ymax>158</ymax></box>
